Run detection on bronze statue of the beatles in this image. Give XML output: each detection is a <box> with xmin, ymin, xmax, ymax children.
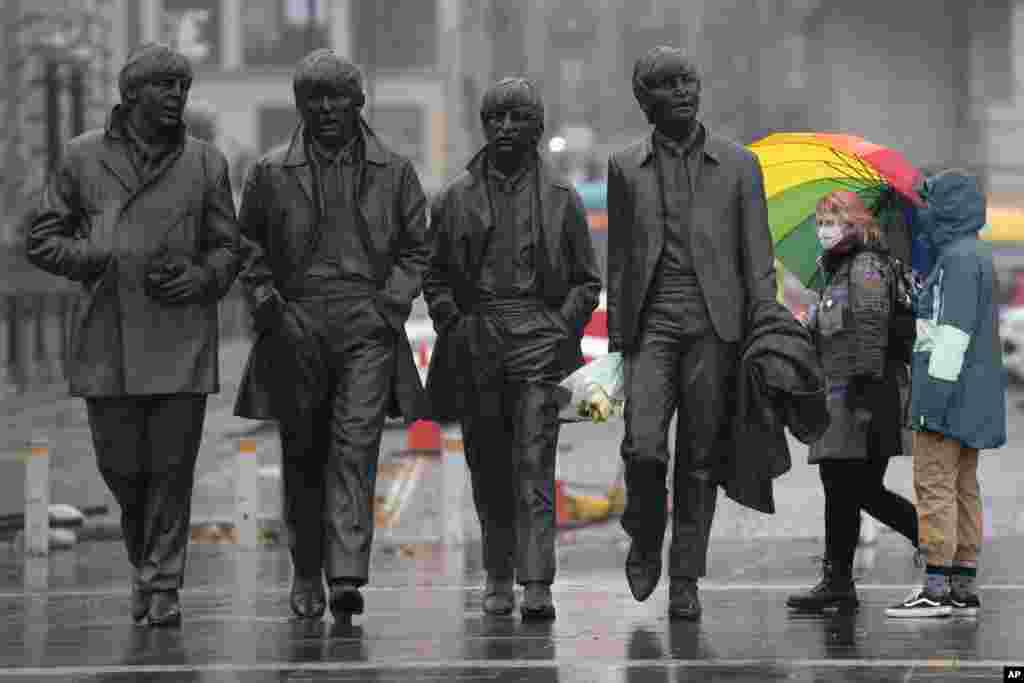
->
<box><xmin>424</xmin><ymin>78</ymin><xmax>601</xmax><ymax>620</ymax></box>
<box><xmin>234</xmin><ymin>49</ymin><xmax>430</xmax><ymax>620</ymax></box>
<box><xmin>606</xmin><ymin>46</ymin><xmax>777</xmax><ymax>619</ymax></box>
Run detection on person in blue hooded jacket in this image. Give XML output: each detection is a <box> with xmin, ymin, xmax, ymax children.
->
<box><xmin>886</xmin><ymin>169</ymin><xmax>1007</xmax><ymax>619</ymax></box>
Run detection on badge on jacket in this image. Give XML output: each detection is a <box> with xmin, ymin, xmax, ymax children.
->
<box><xmin>862</xmin><ymin>268</ymin><xmax>883</xmax><ymax>288</ymax></box>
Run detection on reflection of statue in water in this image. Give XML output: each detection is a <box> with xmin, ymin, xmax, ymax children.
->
<box><xmin>624</xmin><ymin>624</ymin><xmax>719</xmax><ymax>682</ymax></box>
<box><xmin>626</xmin><ymin>628</ymin><xmax>666</xmax><ymax>683</ymax></box>
<box><xmin>819</xmin><ymin>613</ymin><xmax>861</xmax><ymax>658</ymax></box>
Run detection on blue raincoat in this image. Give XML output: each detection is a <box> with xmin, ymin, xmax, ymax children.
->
<box><xmin>910</xmin><ymin>169</ymin><xmax>1006</xmax><ymax>449</ymax></box>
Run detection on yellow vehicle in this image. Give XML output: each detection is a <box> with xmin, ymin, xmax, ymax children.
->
<box><xmin>984</xmin><ymin>207</ymin><xmax>1024</xmax><ymax>245</ymax></box>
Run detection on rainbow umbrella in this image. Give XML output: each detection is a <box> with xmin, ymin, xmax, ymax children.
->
<box><xmin>750</xmin><ymin>133</ymin><xmax>924</xmax><ymax>289</ymax></box>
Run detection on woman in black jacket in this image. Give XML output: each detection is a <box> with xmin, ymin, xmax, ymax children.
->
<box><xmin>786</xmin><ymin>190</ymin><xmax>918</xmax><ymax>612</ymax></box>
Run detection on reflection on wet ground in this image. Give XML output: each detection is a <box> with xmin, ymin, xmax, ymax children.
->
<box><xmin>0</xmin><ymin>533</ymin><xmax>1021</xmax><ymax>682</ymax></box>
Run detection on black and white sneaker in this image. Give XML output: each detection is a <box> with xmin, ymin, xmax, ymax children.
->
<box><xmin>947</xmin><ymin>590</ymin><xmax>980</xmax><ymax>617</ymax></box>
<box><xmin>885</xmin><ymin>588</ymin><xmax>952</xmax><ymax>618</ymax></box>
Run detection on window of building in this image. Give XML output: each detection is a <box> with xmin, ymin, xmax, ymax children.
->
<box><xmin>243</xmin><ymin>0</ymin><xmax>329</xmax><ymax>67</ymax></box>
<box><xmin>352</xmin><ymin>0</ymin><xmax>438</xmax><ymax>71</ymax></box>
<box><xmin>161</xmin><ymin>0</ymin><xmax>221</xmax><ymax>66</ymax></box>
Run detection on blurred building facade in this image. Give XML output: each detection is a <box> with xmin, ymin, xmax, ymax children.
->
<box><xmin>459</xmin><ymin>0</ymin><xmax>1024</xmax><ymax>206</ymax></box>
<box><xmin>0</xmin><ymin>0</ymin><xmax>121</xmax><ymax>246</ymax></box>
<box><xmin>470</xmin><ymin>0</ymin><xmax>992</xmax><ymax>178</ymax></box>
<box><xmin>4</xmin><ymin>1</ymin><xmax>1024</xmax><ymax>245</ymax></box>
<box><xmin>141</xmin><ymin>0</ymin><xmax>457</xmax><ymax>196</ymax></box>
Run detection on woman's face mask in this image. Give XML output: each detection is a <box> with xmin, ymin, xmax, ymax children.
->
<box><xmin>816</xmin><ymin>214</ymin><xmax>846</xmax><ymax>250</ymax></box>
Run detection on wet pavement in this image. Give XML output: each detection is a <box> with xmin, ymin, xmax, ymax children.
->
<box><xmin>1</xmin><ymin>527</ymin><xmax>1023</xmax><ymax>681</ymax></box>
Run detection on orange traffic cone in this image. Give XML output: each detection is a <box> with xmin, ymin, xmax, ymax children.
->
<box><xmin>407</xmin><ymin>419</ymin><xmax>441</xmax><ymax>453</ymax></box>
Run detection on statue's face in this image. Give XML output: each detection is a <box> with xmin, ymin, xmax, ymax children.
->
<box><xmin>482</xmin><ymin>105</ymin><xmax>542</xmax><ymax>157</ymax></box>
<box><xmin>297</xmin><ymin>82</ymin><xmax>361</xmax><ymax>147</ymax></box>
<box><xmin>129</xmin><ymin>74</ymin><xmax>191</xmax><ymax>131</ymax></box>
<box><xmin>643</xmin><ymin>63</ymin><xmax>701</xmax><ymax>130</ymax></box>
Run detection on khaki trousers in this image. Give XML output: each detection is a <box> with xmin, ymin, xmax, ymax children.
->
<box><xmin>912</xmin><ymin>430</ymin><xmax>982</xmax><ymax>566</ymax></box>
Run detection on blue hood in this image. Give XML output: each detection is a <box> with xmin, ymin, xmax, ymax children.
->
<box><xmin>916</xmin><ymin>169</ymin><xmax>986</xmax><ymax>248</ymax></box>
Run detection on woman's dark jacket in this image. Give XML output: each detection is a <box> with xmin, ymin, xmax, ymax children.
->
<box><xmin>808</xmin><ymin>247</ymin><xmax>906</xmax><ymax>464</ymax></box>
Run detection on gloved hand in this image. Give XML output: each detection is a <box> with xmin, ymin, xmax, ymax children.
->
<box><xmin>145</xmin><ymin>250</ymin><xmax>212</xmax><ymax>304</ymax></box>
<box><xmin>847</xmin><ymin>376</ymin><xmax>882</xmax><ymax>426</ymax></box>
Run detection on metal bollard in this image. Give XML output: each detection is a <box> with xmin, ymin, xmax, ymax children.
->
<box><xmin>23</xmin><ymin>554</ymin><xmax>49</xmax><ymax>593</ymax></box>
<box><xmin>24</xmin><ymin>437</ymin><xmax>50</xmax><ymax>556</ymax></box>
<box><xmin>235</xmin><ymin>439</ymin><xmax>260</xmax><ymax>547</ymax></box>
<box><xmin>440</xmin><ymin>424</ymin><xmax>468</xmax><ymax>545</ymax></box>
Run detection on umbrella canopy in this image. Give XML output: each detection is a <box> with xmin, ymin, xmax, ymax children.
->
<box><xmin>750</xmin><ymin>133</ymin><xmax>924</xmax><ymax>289</ymax></box>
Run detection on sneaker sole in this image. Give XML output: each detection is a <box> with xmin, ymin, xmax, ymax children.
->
<box><xmin>951</xmin><ymin>606</ymin><xmax>979</xmax><ymax>617</ymax></box>
<box><xmin>885</xmin><ymin>606</ymin><xmax>952</xmax><ymax>618</ymax></box>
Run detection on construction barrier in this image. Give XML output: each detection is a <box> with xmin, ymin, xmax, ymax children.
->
<box><xmin>234</xmin><ymin>439</ymin><xmax>260</xmax><ymax>547</ymax></box>
<box><xmin>10</xmin><ymin>437</ymin><xmax>85</xmax><ymax>553</ymax></box>
<box><xmin>23</xmin><ymin>437</ymin><xmax>50</xmax><ymax>556</ymax></box>
<box><xmin>441</xmin><ymin>424</ymin><xmax>468</xmax><ymax>544</ymax></box>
